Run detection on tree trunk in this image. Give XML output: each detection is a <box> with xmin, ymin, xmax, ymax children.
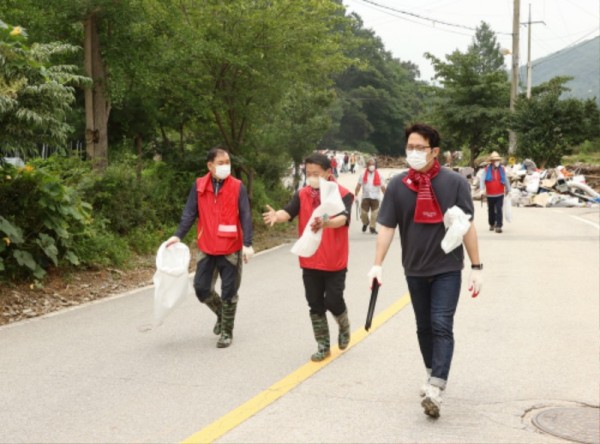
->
<box><xmin>84</xmin><ymin>14</ymin><xmax>110</xmax><ymax>171</ymax></box>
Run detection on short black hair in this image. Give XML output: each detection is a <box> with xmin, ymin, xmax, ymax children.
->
<box><xmin>206</xmin><ymin>146</ymin><xmax>229</xmax><ymax>162</ymax></box>
<box><xmin>304</xmin><ymin>153</ymin><xmax>331</xmax><ymax>171</ymax></box>
<box><xmin>405</xmin><ymin>123</ymin><xmax>441</xmax><ymax>148</ymax></box>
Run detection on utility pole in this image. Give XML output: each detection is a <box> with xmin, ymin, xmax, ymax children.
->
<box><xmin>524</xmin><ymin>4</ymin><xmax>546</xmax><ymax>99</ymax></box>
<box><xmin>508</xmin><ymin>0</ymin><xmax>520</xmax><ymax>155</ymax></box>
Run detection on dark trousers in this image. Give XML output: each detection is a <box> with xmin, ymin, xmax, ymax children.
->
<box><xmin>406</xmin><ymin>271</ymin><xmax>461</xmax><ymax>388</ymax></box>
<box><xmin>302</xmin><ymin>268</ymin><xmax>347</xmax><ymax>316</ymax></box>
<box><xmin>487</xmin><ymin>195</ymin><xmax>504</xmax><ymax>228</ymax></box>
<box><xmin>193</xmin><ymin>251</ymin><xmax>242</xmax><ymax>303</ymax></box>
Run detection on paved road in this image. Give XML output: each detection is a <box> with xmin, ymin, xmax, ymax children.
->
<box><xmin>1</xmin><ymin>170</ymin><xmax>598</xmax><ymax>443</ymax></box>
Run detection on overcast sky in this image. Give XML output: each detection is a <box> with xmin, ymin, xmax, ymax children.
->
<box><xmin>342</xmin><ymin>0</ymin><xmax>600</xmax><ymax>82</ymax></box>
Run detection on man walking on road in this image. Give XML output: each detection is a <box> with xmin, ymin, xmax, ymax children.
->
<box><xmin>262</xmin><ymin>153</ymin><xmax>354</xmax><ymax>362</ymax></box>
<box><xmin>480</xmin><ymin>151</ymin><xmax>510</xmax><ymax>233</ymax></box>
<box><xmin>368</xmin><ymin>123</ymin><xmax>482</xmax><ymax>419</ymax></box>
<box><xmin>166</xmin><ymin>147</ymin><xmax>254</xmax><ymax>348</ymax></box>
<box><xmin>355</xmin><ymin>158</ymin><xmax>386</xmax><ymax>234</ymax></box>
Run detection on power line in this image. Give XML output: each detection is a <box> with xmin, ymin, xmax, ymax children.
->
<box><xmin>356</xmin><ymin>0</ymin><xmax>512</xmax><ymax>36</ymax></box>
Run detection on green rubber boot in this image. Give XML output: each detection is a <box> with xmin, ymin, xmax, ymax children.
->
<box><xmin>217</xmin><ymin>299</ymin><xmax>237</xmax><ymax>348</ymax></box>
<box><xmin>203</xmin><ymin>293</ymin><xmax>222</xmax><ymax>335</ymax></box>
<box><xmin>309</xmin><ymin>313</ymin><xmax>331</xmax><ymax>362</ymax></box>
<box><xmin>334</xmin><ymin>309</ymin><xmax>351</xmax><ymax>350</ymax></box>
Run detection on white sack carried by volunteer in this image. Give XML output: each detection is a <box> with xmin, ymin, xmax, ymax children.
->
<box><xmin>441</xmin><ymin>206</ymin><xmax>472</xmax><ymax>254</ymax></box>
<box><xmin>291</xmin><ymin>178</ymin><xmax>345</xmax><ymax>257</ymax></box>
<box><xmin>153</xmin><ymin>241</ymin><xmax>191</xmax><ymax>327</ymax></box>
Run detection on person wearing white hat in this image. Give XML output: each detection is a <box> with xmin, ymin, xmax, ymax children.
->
<box><xmin>480</xmin><ymin>151</ymin><xmax>510</xmax><ymax>233</ymax></box>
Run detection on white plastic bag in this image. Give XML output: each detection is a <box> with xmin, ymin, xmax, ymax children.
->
<box><xmin>291</xmin><ymin>179</ymin><xmax>345</xmax><ymax>257</ymax></box>
<box><xmin>152</xmin><ymin>241</ymin><xmax>191</xmax><ymax>327</ymax></box>
<box><xmin>440</xmin><ymin>206</ymin><xmax>472</xmax><ymax>254</ymax></box>
<box><xmin>525</xmin><ymin>172</ymin><xmax>540</xmax><ymax>194</ymax></box>
<box><xmin>504</xmin><ymin>197</ymin><xmax>512</xmax><ymax>223</ymax></box>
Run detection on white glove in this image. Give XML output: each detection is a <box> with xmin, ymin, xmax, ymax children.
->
<box><xmin>243</xmin><ymin>245</ymin><xmax>255</xmax><ymax>263</ymax></box>
<box><xmin>166</xmin><ymin>236</ymin><xmax>180</xmax><ymax>247</ymax></box>
<box><xmin>467</xmin><ymin>269</ymin><xmax>483</xmax><ymax>298</ymax></box>
<box><xmin>368</xmin><ymin>265</ymin><xmax>383</xmax><ymax>288</ymax></box>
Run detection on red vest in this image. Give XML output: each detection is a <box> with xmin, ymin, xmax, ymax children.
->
<box><xmin>484</xmin><ymin>167</ymin><xmax>505</xmax><ymax>196</ymax></box>
<box><xmin>298</xmin><ymin>184</ymin><xmax>351</xmax><ymax>271</ymax></box>
<box><xmin>196</xmin><ymin>173</ymin><xmax>243</xmax><ymax>255</ymax></box>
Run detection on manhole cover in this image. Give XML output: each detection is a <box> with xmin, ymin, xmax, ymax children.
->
<box><xmin>532</xmin><ymin>406</ymin><xmax>599</xmax><ymax>444</ymax></box>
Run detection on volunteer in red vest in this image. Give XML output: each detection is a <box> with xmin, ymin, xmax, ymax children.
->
<box><xmin>355</xmin><ymin>158</ymin><xmax>386</xmax><ymax>234</ymax></box>
<box><xmin>262</xmin><ymin>153</ymin><xmax>354</xmax><ymax>362</ymax></box>
<box><xmin>166</xmin><ymin>147</ymin><xmax>254</xmax><ymax>348</ymax></box>
<box><xmin>480</xmin><ymin>151</ymin><xmax>510</xmax><ymax>233</ymax></box>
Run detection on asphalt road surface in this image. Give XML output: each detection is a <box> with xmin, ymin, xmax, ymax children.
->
<box><xmin>1</xmin><ymin>169</ymin><xmax>598</xmax><ymax>443</ymax></box>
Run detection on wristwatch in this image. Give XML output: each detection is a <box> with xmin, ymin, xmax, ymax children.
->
<box><xmin>322</xmin><ymin>214</ymin><xmax>329</xmax><ymax>225</ymax></box>
<box><xmin>471</xmin><ymin>263</ymin><xmax>483</xmax><ymax>270</ymax></box>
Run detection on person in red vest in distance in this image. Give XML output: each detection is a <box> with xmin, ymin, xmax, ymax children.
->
<box><xmin>262</xmin><ymin>153</ymin><xmax>354</xmax><ymax>362</ymax></box>
<box><xmin>166</xmin><ymin>147</ymin><xmax>254</xmax><ymax>349</ymax></box>
<box><xmin>480</xmin><ymin>151</ymin><xmax>511</xmax><ymax>233</ymax></box>
<box><xmin>355</xmin><ymin>158</ymin><xmax>386</xmax><ymax>234</ymax></box>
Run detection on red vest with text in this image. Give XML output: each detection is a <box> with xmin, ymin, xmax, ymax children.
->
<box><xmin>196</xmin><ymin>173</ymin><xmax>243</xmax><ymax>255</ymax></box>
<box><xmin>298</xmin><ymin>184</ymin><xmax>351</xmax><ymax>271</ymax></box>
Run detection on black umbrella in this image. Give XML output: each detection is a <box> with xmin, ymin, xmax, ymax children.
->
<box><xmin>365</xmin><ymin>279</ymin><xmax>380</xmax><ymax>331</ymax></box>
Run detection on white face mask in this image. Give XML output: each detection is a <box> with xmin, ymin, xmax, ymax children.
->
<box><xmin>215</xmin><ymin>164</ymin><xmax>231</xmax><ymax>180</ymax></box>
<box><xmin>307</xmin><ymin>176</ymin><xmax>321</xmax><ymax>189</ymax></box>
<box><xmin>406</xmin><ymin>150</ymin><xmax>428</xmax><ymax>170</ymax></box>
<box><xmin>368</xmin><ymin>165</ymin><xmax>375</xmax><ymax>172</ymax></box>
<box><xmin>494</xmin><ymin>161</ymin><xmax>501</xmax><ymax>168</ymax></box>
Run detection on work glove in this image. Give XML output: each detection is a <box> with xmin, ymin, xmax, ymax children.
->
<box><xmin>166</xmin><ymin>236</ymin><xmax>180</xmax><ymax>247</ymax></box>
<box><xmin>367</xmin><ymin>265</ymin><xmax>383</xmax><ymax>288</ymax></box>
<box><xmin>467</xmin><ymin>269</ymin><xmax>483</xmax><ymax>298</ymax></box>
<box><xmin>242</xmin><ymin>245</ymin><xmax>255</xmax><ymax>264</ymax></box>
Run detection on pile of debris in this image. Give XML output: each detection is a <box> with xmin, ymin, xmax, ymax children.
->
<box><xmin>470</xmin><ymin>162</ymin><xmax>600</xmax><ymax>208</ymax></box>
<box><xmin>376</xmin><ymin>155</ymin><xmax>407</xmax><ymax>169</ymax></box>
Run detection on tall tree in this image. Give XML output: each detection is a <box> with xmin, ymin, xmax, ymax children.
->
<box><xmin>425</xmin><ymin>22</ymin><xmax>510</xmax><ymax>165</ymax></box>
<box><xmin>512</xmin><ymin>76</ymin><xmax>600</xmax><ymax>167</ymax></box>
<box><xmin>0</xmin><ymin>20</ymin><xmax>88</xmax><ymax>158</ymax></box>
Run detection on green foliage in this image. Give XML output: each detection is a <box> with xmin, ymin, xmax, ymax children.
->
<box><xmin>512</xmin><ymin>77</ymin><xmax>600</xmax><ymax>167</ymax></box>
<box><xmin>424</xmin><ymin>22</ymin><xmax>510</xmax><ymax>165</ymax></box>
<box><xmin>0</xmin><ymin>18</ymin><xmax>89</xmax><ymax>158</ymax></box>
<box><xmin>0</xmin><ymin>162</ymin><xmax>92</xmax><ymax>279</ymax></box>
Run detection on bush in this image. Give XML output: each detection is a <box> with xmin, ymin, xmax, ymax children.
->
<box><xmin>0</xmin><ymin>162</ymin><xmax>92</xmax><ymax>280</ymax></box>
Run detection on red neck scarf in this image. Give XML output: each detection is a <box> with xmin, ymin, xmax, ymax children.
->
<box><xmin>363</xmin><ymin>169</ymin><xmax>381</xmax><ymax>186</ymax></box>
<box><xmin>402</xmin><ymin>160</ymin><xmax>443</xmax><ymax>224</ymax></box>
<box><xmin>308</xmin><ymin>174</ymin><xmax>336</xmax><ymax>209</ymax></box>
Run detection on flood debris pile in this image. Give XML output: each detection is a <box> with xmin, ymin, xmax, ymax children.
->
<box><xmin>470</xmin><ymin>160</ymin><xmax>600</xmax><ymax>208</ymax></box>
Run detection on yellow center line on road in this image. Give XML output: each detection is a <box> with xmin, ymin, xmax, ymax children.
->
<box><xmin>181</xmin><ymin>293</ymin><xmax>411</xmax><ymax>444</ymax></box>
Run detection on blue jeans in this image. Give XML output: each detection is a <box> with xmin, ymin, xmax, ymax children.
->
<box><xmin>406</xmin><ymin>271</ymin><xmax>461</xmax><ymax>389</ymax></box>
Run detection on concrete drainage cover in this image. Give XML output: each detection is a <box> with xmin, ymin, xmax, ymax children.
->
<box><xmin>532</xmin><ymin>406</ymin><xmax>599</xmax><ymax>444</ymax></box>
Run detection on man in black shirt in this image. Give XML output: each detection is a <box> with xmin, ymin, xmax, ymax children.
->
<box><xmin>369</xmin><ymin>123</ymin><xmax>482</xmax><ymax>418</ymax></box>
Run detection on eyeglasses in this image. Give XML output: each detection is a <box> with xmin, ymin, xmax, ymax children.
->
<box><xmin>406</xmin><ymin>144</ymin><xmax>431</xmax><ymax>152</ymax></box>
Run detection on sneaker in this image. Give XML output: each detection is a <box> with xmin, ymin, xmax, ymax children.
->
<box><xmin>362</xmin><ymin>224</ymin><xmax>367</xmax><ymax>232</ymax></box>
<box><xmin>421</xmin><ymin>384</ymin><xmax>442</xmax><ymax>418</ymax></box>
<box><xmin>495</xmin><ymin>227</ymin><xmax>503</xmax><ymax>233</ymax></box>
<box><xmin>369</xmin><ymin>228</ymin><xmax>378</xmax><ymax>234</ymax></box>
<box><xmin>489</xmin><ymin>225</ymin><xmax>495</xmax><ymax>231</ymax></box>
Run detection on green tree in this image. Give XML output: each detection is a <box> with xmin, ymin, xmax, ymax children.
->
<box><xmin>324</xmin><ymin>14</ymin><xmax>423</xmax><ymax>155</ymax></box>
<box><xmin>0</xmin><ymin>19</ymin><xmax>88</xmax><ymax>159</ymax></box>
<box><xmin>425</xmin><ymin>22</ymin><xmax>510</xmax><ymax>166</ymax></box>
<box><xmin>512</xmin><ymin>76</ymin><xmax>600</xmax><ymax>166</ymax></box>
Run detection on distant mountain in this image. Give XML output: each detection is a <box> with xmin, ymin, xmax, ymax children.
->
<box><xmin>519</xmin><ymin>36</ymin><xmax>599</xmax><ymax>105</ymax></box>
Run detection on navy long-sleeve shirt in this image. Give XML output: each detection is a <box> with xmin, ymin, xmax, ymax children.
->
<box><xmin>174</xmin><ymin>177</ymin><xmax>253</xmax><ymax>247</ymax></box>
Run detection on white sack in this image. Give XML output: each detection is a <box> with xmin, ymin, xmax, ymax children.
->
<box><xmin>504</xmin><ymin>197</ymin><xmax>512</xmax><ymax>223</ymax></box>
<box><xmin>291</xmin><ymin>179</ymin><xmax>345</xmax><ymax>257</ymax></box>
<box><xmin>441</xmin><ymin>206</ymin><xmax>472</xmax><ymax>254</ymax></box>
<box><xmin>525</xmin><ymin>172</ymin><xmax>541</xmax><ymax>194</ymax></box>
<box><xmin>153</xmin><ymin>241</ymin><xmax>191</xmax><ymax>327</ymax></box>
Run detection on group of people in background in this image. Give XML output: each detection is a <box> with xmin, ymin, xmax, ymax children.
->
<box><xmin>164</xmin><ymin>123</ymin><xmax>485</xmax><ymax>419</ymax></box>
